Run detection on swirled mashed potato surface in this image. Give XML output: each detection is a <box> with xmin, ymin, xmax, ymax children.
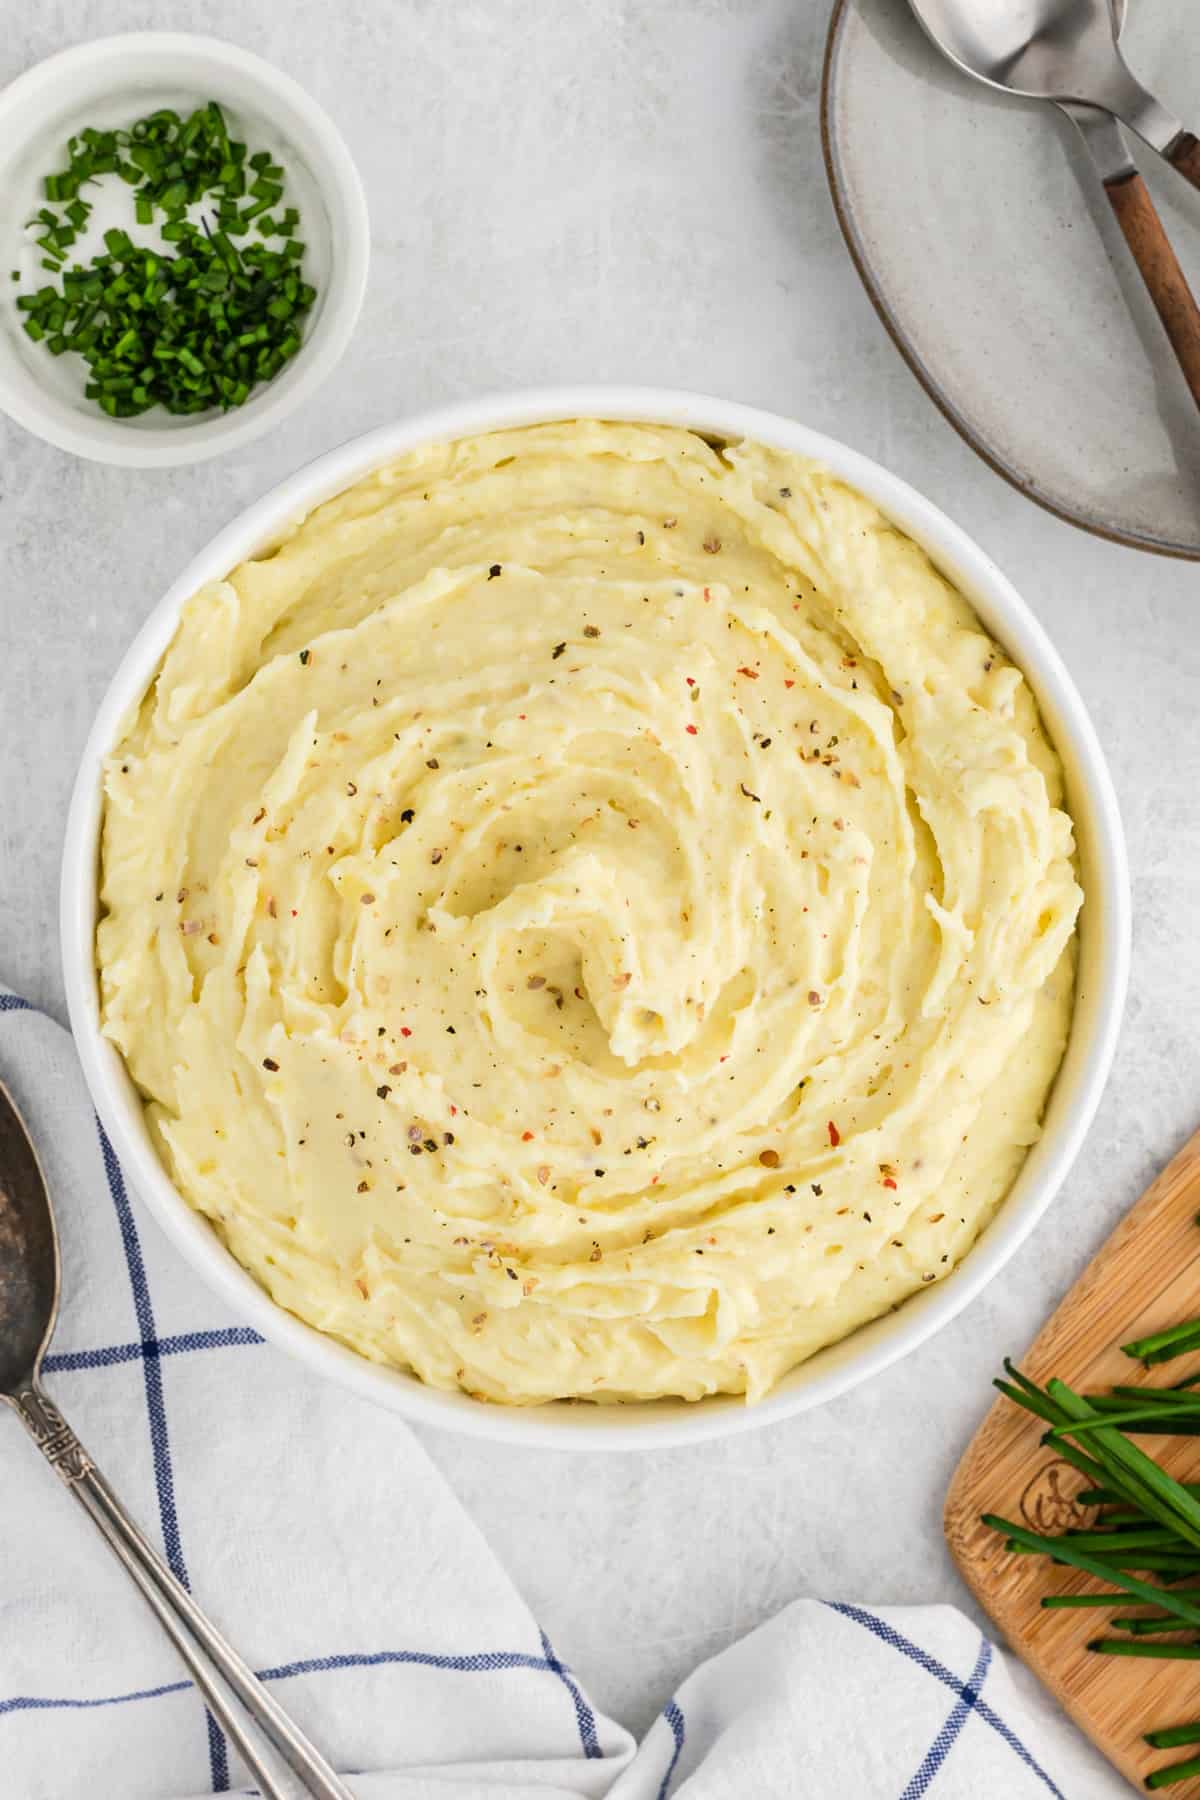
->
<box><xmin>98</xmin><ymin>422</ymin><xmax>1081</xmax><ymax>1404</ymax></box>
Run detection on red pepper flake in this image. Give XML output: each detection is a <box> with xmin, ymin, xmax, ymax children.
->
<box><xmin>883</xmin><ymin>1177</ymin><xmax>898</xmax><ymax>1190</ymax></box>
<box><xmin>521</xmin><ymin>1130</ymin><xmax>534</xmax><ymax>1141</ymax></box>
<box><xmin>449</xmin><ymin>1104</ymin><xmax>457</xmax><ymax>1116</ymax></box>
<box><xmin>685</xmin><ymin>723</ymin><xmax>698</xmax><ymax>735</ymax></box>
<box><xmin>828</xmin><ymin>1120</ymin><xmax>841</xmax><ymax>1147</ymax></box>
<box><xmin>737</xmin><ymin>667</ymin><xmax>759</xmax><ymax>680</ymax></box>
<box><xmin>784</xmin><ymin>679</ymin><xmax>795</xmax><ymax>689</ymax></box>
<box><xmin>686</xmin><ymin>676</ymin><xmax>695</xmax><ymax>686</ymax></box>
<box><xmin>400</xmin><ymin>1027</ymin><xmax>412</xmax><ymax>1038</ymax></box>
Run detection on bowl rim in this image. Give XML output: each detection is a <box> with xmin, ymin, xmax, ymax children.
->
<box><xmin>0</xmin><ymin>31</ymin><xmax>369</xmax><ymax>467</ymax></box>
<box><xmin>60</xmin><ymin>384</ymin><xmax>1132</xmax><ymax>1449</ymax></box>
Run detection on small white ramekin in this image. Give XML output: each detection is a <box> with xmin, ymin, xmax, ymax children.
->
<box><xmin>60</xmin><ymin>388</ymin><xmax>1131</xmax><ymax>1449</ymax></box>
<box><xmin>0</xmin><ymin>34</ymin><xmax>368</xmax><ymax>466</ymax></box>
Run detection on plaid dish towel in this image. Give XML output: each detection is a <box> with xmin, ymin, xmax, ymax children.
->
<box><xmin>0</xmin><ymin>989</ymin><xmax>1125</xmax><ymax>1799</ymax></box>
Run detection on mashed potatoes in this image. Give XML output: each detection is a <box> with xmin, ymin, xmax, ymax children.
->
<box><xmin>98</xmin><ymin>421</ymin><xmax>1081</xmax><ymax>1404</ymax></box>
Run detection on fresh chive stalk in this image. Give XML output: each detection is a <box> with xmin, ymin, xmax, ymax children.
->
<box><xmin>1123</xmin><ymin>1321</ymin><xmax>1200</xmax><ymax>1366</ymax></box>
<box><xmin>1147</xmin><ymin>1725</ymin><xmax>1200</xmax><ymax>1750</ymax></box>
<box><xmin>990</xmin><ymin>1343</ymin><xmax>1200</xmax><ymax>1791</ymax></box>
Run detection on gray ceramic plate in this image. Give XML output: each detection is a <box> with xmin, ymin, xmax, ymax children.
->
<box><xmin>822</xmin><ymin>0</ymin><xmax>1200</xmax><ymax>558</ymax></box>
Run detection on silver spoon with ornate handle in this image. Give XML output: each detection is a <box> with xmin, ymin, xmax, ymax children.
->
<box><xmin>0</xmin><ymin>1078</ymin><xmax>355</xmax><ymax>1800</ymax></box>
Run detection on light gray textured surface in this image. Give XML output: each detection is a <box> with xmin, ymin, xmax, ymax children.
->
<box><xmin>1</xmin><ymin>0</ymin><xmax>1197</xmax><ymax>1750</ymax></box>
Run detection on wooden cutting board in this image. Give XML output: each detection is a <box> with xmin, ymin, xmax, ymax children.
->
<box><xmin>945</xmin><ymin>1129</ymin><xmax>1200</xmax><ymax>1796</ymax></box>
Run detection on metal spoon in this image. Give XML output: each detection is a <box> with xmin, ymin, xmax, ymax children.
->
<box><xmin>910</xmin><ymin>0</ymin><xmax>1200</xmax><ymax>411</ymax></box>
<box><xmin>907</xmin><ymin>0</ymin><xmax>1200</xmax><ymax>185</ymax></box>
<box><xmin>0</xmin><ymin>1078</ymin><xmax>355</xmax><ymax>1800</ymax></box>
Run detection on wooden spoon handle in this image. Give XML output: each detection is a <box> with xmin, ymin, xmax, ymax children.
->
<box><xmin>1166</xmin><ymin>130</ymin><xmax>1200</xmax><ymax>193</ymax></box>
<box><xmin>1104</xmin><ymin>167</ymin><xmax>1200</xmax><ymax>410</ymax></box>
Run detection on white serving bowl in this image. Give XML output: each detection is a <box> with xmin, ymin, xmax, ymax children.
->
<box><xmin>60</xmin><ymin>388</ymin><xmax>1131</xmax><ymax>1449</ymax></box>
<box><xmin>0</xmin><ymin>33</ymin><xmax>368</xmax><ymax>466</ymax></box>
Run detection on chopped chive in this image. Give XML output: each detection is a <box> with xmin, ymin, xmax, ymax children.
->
<box><xmin>12</xmin><ymin>99</ymin><xmax>314</xmax><ymax>418</ymax></box>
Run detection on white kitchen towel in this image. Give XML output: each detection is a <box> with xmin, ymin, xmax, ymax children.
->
<box><xmin>0</xmin><ymin>990</ymin><xmax>1127</xmax><ymax>1800</ymax></box>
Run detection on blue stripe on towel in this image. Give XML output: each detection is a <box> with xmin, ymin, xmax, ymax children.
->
<box><xmin>540</xmin><ymin>1629</ymin><xmax>602</xmax><ymax>1757</ymax></box>
<box><xmin>826</xmin><ymin>1604</ymin><xmax>1064</xmax><ymax>1797</ymax></box>
<box><xmin>656</xmin><ymin>1698</ymin><xmax>686</xmax><ymax>1799</ymax></box>
<box><xmin>2</xmin><ymin>1643</ymin><xmax>592</xmax><ymax>1718</ymax></box>
<box><xmin>0</xmin><ymin>1678</ymin><xmax>194</xmax><ymax>1717</ymax></box>
<box><xmin>95</xmin><ymin>1118</ymin><xmax>230</xmax><ymax>1793</ymax></box>
<box><xmin>44</xmin><ymin>1326</ymin><xmax>264</xmax><ymax>1374</ymax></box>
<box><xmin>899</xmin><ymin>1636</ymin><xmax>991</xmax><ymax>1797</ymax></box>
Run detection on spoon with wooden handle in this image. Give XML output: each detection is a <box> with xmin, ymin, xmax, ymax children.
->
<box><xmin>1060</xmin><ymin>0</ymin><xmax>1200</xmax><ymax>412</ymax></box>
<box><xmin>908</xmin><ymin>0</ymin><xmax>1200</xmax><ymax>181</ymax></box>
<box><xmin>910</xmin><ymin>0</ymin><xmax>1200</xmax><ymax>412</ymax></box>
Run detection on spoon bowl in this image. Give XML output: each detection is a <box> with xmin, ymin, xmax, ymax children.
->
<box><xmin>0</xmin><ymin>1081</ymin><xmax>59</xmax><ymax>1395</ymax></box>
<box><xmin>909</xmin><ymin>0</ymin><xmax>1123</xmax><ymax>102</ymax></box>
<box><xmin>907</xmin><ymin>0</ymin><xmax>1193</xmax><ymax>159</ymax></box>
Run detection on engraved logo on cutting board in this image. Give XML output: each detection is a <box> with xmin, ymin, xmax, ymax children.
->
<box><xmin>1019</xmin><ymin>1459</ymin><xmax>1089</xmax><ymax>1533</ymax></box>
